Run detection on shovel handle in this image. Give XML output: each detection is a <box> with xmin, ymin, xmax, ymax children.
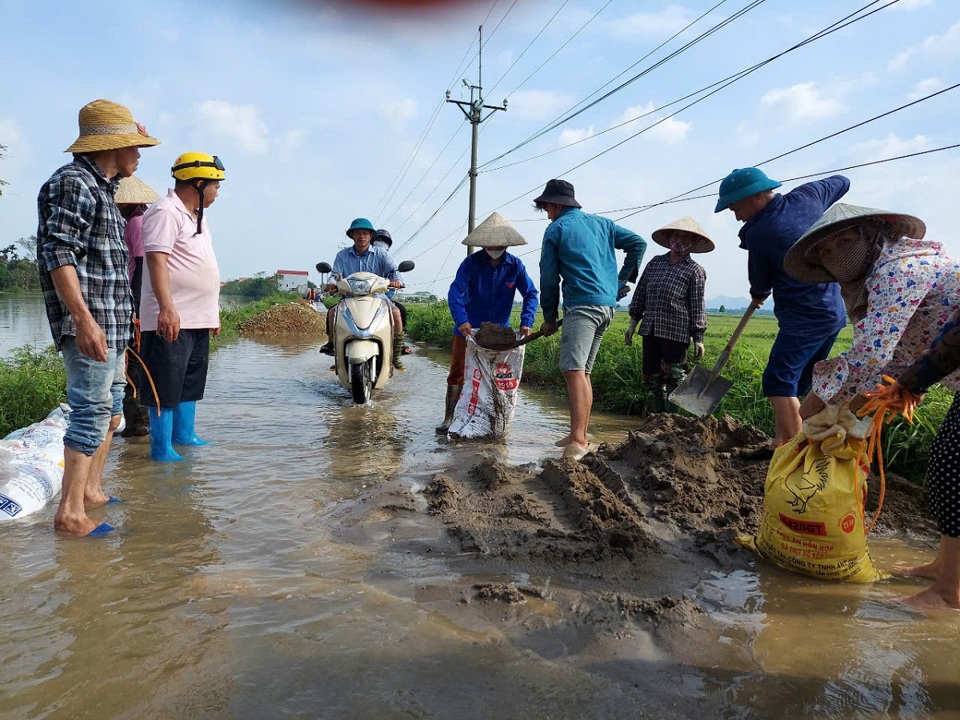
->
<box><xmin>515</xmin><ymin>318</ymin><xmax>563</xmax><ymax>348</ymax></box>
<box><xmin>707</xmin><ymin>303</ymin><xmax>759</xmax><ymax>378</ymax></box>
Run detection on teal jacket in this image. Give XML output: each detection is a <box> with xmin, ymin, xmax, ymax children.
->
<box><xmin>539</xmin><ymin>208</ymin><xmax>646</xmax><ymax>322</ymax></box>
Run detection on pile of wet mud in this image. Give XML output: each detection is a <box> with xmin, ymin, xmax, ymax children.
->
<box><xmin>423</xmin><ymin>413</ymin><xmax>933</xmax><ymax>578</ymax></box>
<box><xmin>475</xmin><ymin>322</ymin><xmax>516</xmax><ymax>349</ymax></box>
<box><xmin>238</xmin><ymin>301</ymin><xmax>327</xmax><ymax>338</ymax></box>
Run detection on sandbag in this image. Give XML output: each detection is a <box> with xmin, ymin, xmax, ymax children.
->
<box><xmin>0</xmin><ymin>406</ymin><xmax>68</xmax><ymax>521</ymax></box>
<box><xmin>448</xmin><ymin>335</ymin><xmax>524</xmax><ymax>439</ymax></box>
<box><xmin>735</xmin><ymin>406</ymin><xmax>887</xmax><ymax>583</ymax></box>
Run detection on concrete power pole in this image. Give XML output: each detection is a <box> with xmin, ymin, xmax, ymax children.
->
<box><xmin>446</xmin><ymin>25</ymin><xmax>506</xmax><ymax>255</ymax></box>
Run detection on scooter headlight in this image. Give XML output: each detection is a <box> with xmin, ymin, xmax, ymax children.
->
<box><xmin>347</xmin><ymin>278</ymin><xmax>372</xmax><ymax>295</ymax></box>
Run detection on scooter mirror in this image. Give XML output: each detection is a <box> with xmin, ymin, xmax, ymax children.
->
<box><xmin>397</xmin><ymin>260</ymin><xmax>415</xmax><ymax>272</ymax></box>
<box><xmin>316</xmin><ymin>262</ymin><xmax>332</xmax><ymax>274</ymax></box>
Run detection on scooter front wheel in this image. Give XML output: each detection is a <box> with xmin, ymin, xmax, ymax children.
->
<box><xmin>350</xmin><ymin>360</ymin><xmax>372</xmax><ymax>404</ymax></box>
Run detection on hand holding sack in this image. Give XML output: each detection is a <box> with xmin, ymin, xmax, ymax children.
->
<box><xmin>735</xmin><ymin>405</ymin><xmax>887</xmax><ymax>583</ymax></box>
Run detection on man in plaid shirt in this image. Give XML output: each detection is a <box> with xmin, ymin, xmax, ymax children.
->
<box><xmin>37</xmin><ymin>99</ymin><xmax>159</xmax><ymax>536</ymax></box>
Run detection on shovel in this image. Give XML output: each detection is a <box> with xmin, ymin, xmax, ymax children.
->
<box><xmin>479</xmin><ymin>318</ymin><xmax>563</xmax><ymax>351</ymax></box>
<box><xmin>668</xmin><ymin>303</ymin><xmax>759</xmax><ymax>417</ymax></box>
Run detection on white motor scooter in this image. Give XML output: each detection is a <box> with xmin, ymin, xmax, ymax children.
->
<box><xmin>316</xmin><ymin>260</ymin><xmax>414</xmax><ymax>404</ymax></box>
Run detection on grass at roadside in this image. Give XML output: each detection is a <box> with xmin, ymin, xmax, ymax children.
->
<box><xmin>0</xmin><ymin>346</ymin><xmax>67</xmax><ymax>438</ymax></box>
<box><xmin>404</xmin><ymin>302</ymin><xmax>950</xmax><ymax>482</ymax></box>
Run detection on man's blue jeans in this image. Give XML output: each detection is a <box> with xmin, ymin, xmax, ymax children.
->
<box><xmin>61</xmin><ymin>337</ymin><xmax>126</xmax><ymax>456</ymax></box>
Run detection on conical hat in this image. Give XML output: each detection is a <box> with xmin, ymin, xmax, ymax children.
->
<box><xmin>651</xmin><ymin>216</ymin><xmax>714</xmax><ymax>253</ymax></box>
<box><xmin>115</xmin><ymin>175</ymin><xmax>159</xmax><ymax>205</ymax></box>
<box><xmin>461</xmin><ymin>212</ymin><xmax>528</xmax><ymax>247</ymax></box>
<box><xmin>784</xmin><ymin>203</ymin><xmax>926</xmax><ymax>283</ymax></box>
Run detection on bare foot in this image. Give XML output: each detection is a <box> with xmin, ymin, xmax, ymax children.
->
<box><xmin>555</xmin><ymin>435</ymin><xmax>572</xmax><ymax>447</ymax></box>
<box><xmin>54</xmin><ymin>512</ymin><xmax>100</xmax><ymax>537</ymax></box>
<box><xmin>84</xmin><ymin>490</ymin><xmax>111</xmax><ymax>509</ymax></box>
<box><xmin>895</xmin><ymin>562</ymin><xmax>941</xmax><ymax>580</ymax></box>
<box><xmin>896</xmin><ymin>588</ymin><xmax>960</xmax><ymax>611</ymax></box>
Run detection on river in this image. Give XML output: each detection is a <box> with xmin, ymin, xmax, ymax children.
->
<box><xmin>1</xmin><ymin>293</ymin><xmax>958</xmax><ymax>719</ymax></box>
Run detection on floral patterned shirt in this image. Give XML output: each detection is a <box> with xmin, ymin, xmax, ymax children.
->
<box><xmin>813</xmin><ymin>238</ymin><xmax>960</xmax><ymax>404</ymax></box>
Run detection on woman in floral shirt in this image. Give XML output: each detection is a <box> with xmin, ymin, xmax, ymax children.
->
<box><xmin>784</xmin><ymin>202</ymin><xmax>960</xmax><ymax>416</ymax></box>
<box><xmin>786</xmin><ymin>202</ymin><xmax>960</xmax><ymax>611</ymax></box>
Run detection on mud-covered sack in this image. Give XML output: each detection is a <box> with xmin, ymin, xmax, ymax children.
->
<box><xmin>448</xmin><ymin>335</ymin><xmax>524</xmax><ymax>439</ymax></box>
<box><xmin>735</xmin><ymin>406</ymin><xmax>887</xmax><ymax>583</ymax></box>
<box><xmin>0</xmin><ymin>406</ymin><xmax>69</xmax><ymax>521</ymax></box>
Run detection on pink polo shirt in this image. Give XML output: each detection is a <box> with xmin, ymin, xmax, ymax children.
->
<box><xmin>140</xmin><ymin>189</ymin><xmax>221</xmax><ymax>332</ymax></box>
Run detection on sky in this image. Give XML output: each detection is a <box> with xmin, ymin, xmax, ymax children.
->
<box><xmin>1</xmin><ymin>0</ymin><xmax>958</xmax><ymax>305</ymax></box>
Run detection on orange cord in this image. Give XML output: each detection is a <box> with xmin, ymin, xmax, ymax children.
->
<box><xmin>856</xmin><ymin>375</ymin><xmax>921</xmax><ymax>532</ymax></box>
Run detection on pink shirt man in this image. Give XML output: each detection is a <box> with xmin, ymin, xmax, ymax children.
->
<box><xmin>140</xmin><ymin>189</ymin><xmax>221</xmax><ymax>332</ymax></box>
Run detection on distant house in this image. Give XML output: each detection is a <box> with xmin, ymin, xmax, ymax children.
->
<box><xmin>276</xmin><ymin>269</ymin><xmax>309</xmax><ymax>293</ymax></box>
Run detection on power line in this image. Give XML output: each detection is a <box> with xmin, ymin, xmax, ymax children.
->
<box><xmin>371</xmin><ymin>29</ymin><xmax>478</xmax><ymax>219</ymax></box>
<box><xmin>483</xmin><ymin>0</ymin><xmax>898</xmax><ymax>174</ymax></box>
<box><xmin>379</xmin><ymin>123</ymin><xmax>468</xmax><ymax>229</ymax></box>
<box><xmin>476</xmin><ymin>0</ymin><xmax>901</xmax><ymax>216</ymax></box>
<box><xmin>503</xmin><ymin>0</ymin><xmax>616</xmax><ymax>100</ymax></box>
<box><xmin>482</xmin><ymin>0</ymin><xmax>744</xmax><ymax>169</ymax></box>
<box><xmin>484</xmin><ymin>0</ymin><xmax>570</xmax><ymax>100</ymax></box>
<box><xmin>610</xmin><ymin>143</ymin><xmax>960</xmax><ymax>222</ymax></box>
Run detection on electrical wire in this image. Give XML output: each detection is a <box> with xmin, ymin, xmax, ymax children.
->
<box><xmin>484</xmin><ymin>0</ymin><xmax>569</xmax><ymax>100</ymax></box>
<box><xmin>610</xmin><ymin>143</ymin><xmax>960</xmax><ymax>221</ymax></box>
<box><xmin>503</xmin><ymin>0</ymin><xmax>616</xmax><ymax>101</ymax></box>
<box><xmin>482</xmin><ymin>0</ymin><xmax>744</xmax><ymax>168</ymax></box>
<box><xmin>476</xmin><ymin>0</ymin><xmax>902</xmax><ymax>215</ymax></box>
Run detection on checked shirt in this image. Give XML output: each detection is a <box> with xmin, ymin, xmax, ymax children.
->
<box><xmin>37</xmin><ymin>155</ymin><xmax>133</xmax><ymax>350</ymax></box>
<box><xmin>628</xmin><ymin>252</ymin><xmax>706</xmax><ymax>344</ymax></box>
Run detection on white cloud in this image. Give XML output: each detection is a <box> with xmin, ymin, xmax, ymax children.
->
<box><xmin>377</xmin><ymin>98</ymin><xmax>417</xmax><ymax>126</ymax></box>
<box><xmin>908</xmin><ymin>77</ymin><xmax>945</xmax><ymax>100</ymax></box>
<box><xmin>195</xmin><ymin>100</ymin><xmax>269</xmax><ymax>154</ymax></box>
<box><xmin>850</xmin><ymin>133</ymin><xmax>931</xmax><ymax>162</ymax></box>
<box><xmin>276</xmin><ymin>129</ymin><xmax>308</xmax><ymax>158</ymax></box>
<box><xmin>760</xmin><ymin>82</ymin><xmax>842</xmax><ymax>123</ymax></box>
<box><xmin>507</xmin><ymin>89</ymin><xmax>573</xmax><ymax>121</ymax></box>
<box><xmin>558</xmin><ymin>126</ymin><xmax>595</xmax><ymax>146</ymax></box>
<box><xmin>615</xmin><ymin>103</ymin><xmax>691</xmax><ymax>144</ymax></box>
<box><xmin>605</xmin><ymin>6</ymin><xmax>694</xmax><ymax>40</ymax></box>
<box><xmin>889</xmin><ymin>21</ymin><xmax>960</xmax><ymax>72</ymax></box>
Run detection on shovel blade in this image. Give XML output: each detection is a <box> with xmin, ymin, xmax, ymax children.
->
<box><xmin>668</xmin><ymin>366</ymin><xmax>733</xmax><ymax>418</ymax></box>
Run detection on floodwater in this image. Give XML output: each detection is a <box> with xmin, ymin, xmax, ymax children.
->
<box><xmin>2</xmin><ymin>294</ymin><xmax>959</xmax><ymax>719</ymax></box>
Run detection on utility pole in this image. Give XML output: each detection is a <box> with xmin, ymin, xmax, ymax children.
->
<box><xmin>446</xmin><ymin>25</ymin><xmax>507</xmax><ymax>255</ymax></box>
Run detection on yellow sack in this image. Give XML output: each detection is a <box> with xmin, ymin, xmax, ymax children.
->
<box><xmin>735</xmin><ymin>406</ymin><xmax>887</xmax><ymax>583</ymax></box>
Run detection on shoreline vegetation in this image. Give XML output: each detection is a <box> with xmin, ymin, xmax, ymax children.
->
<box><xmin>3</xmin><ymin>294</ymin><xmax>948</xmax><ymax>483</ymax></box>
<box><xmin>405</xmin><ymin>301</ymin><xmax>950</xmax><ymax>484</ymax></box>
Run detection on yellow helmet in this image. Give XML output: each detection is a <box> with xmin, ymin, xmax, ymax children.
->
<box><xmin>171</xmin><ymin>152</ymin><xmax>225</xmax><ymax>181</ymax></box>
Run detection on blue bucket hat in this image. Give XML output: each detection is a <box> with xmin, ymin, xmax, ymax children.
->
<box><xmin>714</xmin><ymin>168</ymin><xmax>782</xmax><ymax>213</ymax></box>
<box><xmin>346</xmin><ymin>217</ymin><xmax>376</xmax><ymax>238</ymax></box>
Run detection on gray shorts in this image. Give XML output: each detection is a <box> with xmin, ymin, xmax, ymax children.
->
<box><xmin>559</xmin><ymin>305</ymin><xmax>615</xmax><ymax>373</ymax></box>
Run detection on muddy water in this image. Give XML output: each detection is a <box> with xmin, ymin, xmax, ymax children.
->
<box><xmin>1</xmin><ymin>315</ymin><xmax>959</xmax><ymax>717</ymax></box>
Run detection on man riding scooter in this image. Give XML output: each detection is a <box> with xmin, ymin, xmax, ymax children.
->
<box><xmin>320</xmin><ymin>218</ymin><xmax>406</xmax><ymax>370</ymax></box>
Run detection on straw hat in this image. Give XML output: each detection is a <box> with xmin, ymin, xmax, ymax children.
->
<box><xmin>461</xmin><ymin>212</ymin><xmax>528</xmax><ymax>247</ymax></box>
<box><xmin>65</xmin><ymin>99</ymin><xmax>160</xmax><ymax>153</ymax></box>
<box><xmin>651</xmin><ymin>216</ymin><xmax>715</xmax><ymax>253</ymax></box>
<box><xmin>115</xmin><ymin>175</ymin><xmax>160</xmax><ymax>205</ymax></box>
<box><xmin>784</xmin><ymin>203</ymin><xmax>926</xmax><ymax>283</ymax></box>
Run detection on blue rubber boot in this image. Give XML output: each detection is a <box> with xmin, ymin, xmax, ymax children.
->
<box><xmin>149</xmin><ymin>408</ymin><xmax>183</xmax><ymax>462</ymax></box>
<box><xmin>172</xmin><ymin>401</ymin><xmax>209</xmax><ymax>446</ymax></box>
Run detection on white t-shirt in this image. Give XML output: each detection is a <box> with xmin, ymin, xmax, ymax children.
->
<box><xmin>140</xmin><ymin>189</ymin><xmax>221</xmax><ymax>332</ymax></box>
